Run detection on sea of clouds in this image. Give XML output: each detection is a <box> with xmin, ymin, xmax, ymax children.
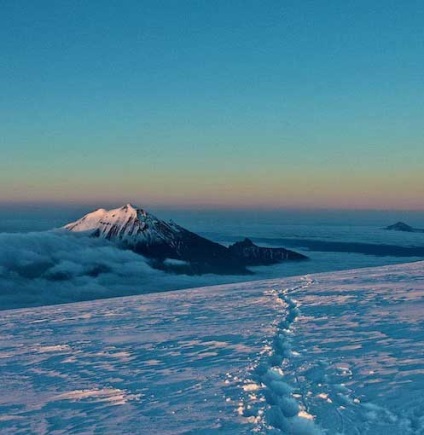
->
<box><xmin>0</xmin><ymin>230</ymin><xmax>235</xmax><ymax>310</ymax></box>
<box><xmin>3</xmin><ymin>225</ymin><xmax>416</xmax><ymax>311</ymax></box>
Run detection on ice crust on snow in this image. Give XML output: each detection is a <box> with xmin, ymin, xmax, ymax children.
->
<box><xmin>0</xmin><ymin>261</ymin><xmax>423</xmax><ymax>434</ymax></box>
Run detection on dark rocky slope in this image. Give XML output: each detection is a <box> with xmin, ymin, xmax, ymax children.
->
<box><xmin>228</xmin><ymin>238</ymin><xmax>308</xmax><ymax>266</ymax></box>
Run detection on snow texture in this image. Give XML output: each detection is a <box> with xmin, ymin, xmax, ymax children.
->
<box><xmin>0</xmin><ymin>261</ymin><xmax>423</xmax><ymax>434</ymax></box>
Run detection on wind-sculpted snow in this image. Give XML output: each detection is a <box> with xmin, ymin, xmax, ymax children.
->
<box><xmin>0</xmin><ymin>262</ymin><xmax>423</xmax><ymax>433</ymax></box>
<box><xmin>0</xmin><ymin>280</ymin><xmax>283</xmax><ymax>434</ymax></box>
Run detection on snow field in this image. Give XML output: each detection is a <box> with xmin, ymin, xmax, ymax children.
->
<box><xmin>0</xmin><ymin>261</ymin><xmax>423</xmax><ymax>434</ymax></box>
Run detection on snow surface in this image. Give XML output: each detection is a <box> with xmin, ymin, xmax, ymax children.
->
<box><xmin>0</xmin><ymin>261</ymin><xmax>423</xmax><ymax>434</ymax></box>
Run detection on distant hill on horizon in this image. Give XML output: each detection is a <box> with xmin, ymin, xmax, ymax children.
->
<box><xmin>384</xmin><ymin>221</ymin><xmax>424</xmax><ymax>233</ymax></box>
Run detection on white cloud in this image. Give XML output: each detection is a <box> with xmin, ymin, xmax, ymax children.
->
<box><xmin>0</xmin><ymin>230</ymin><xmax>227</xmax><ymax>310</ymax></box>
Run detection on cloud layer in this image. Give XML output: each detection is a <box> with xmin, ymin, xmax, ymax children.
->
<box><xmin>0</xmin><ymin>231</ymin><xmax>226</xmax><ymax>310</ymax></box>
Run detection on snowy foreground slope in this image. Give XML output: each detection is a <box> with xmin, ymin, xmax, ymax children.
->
<box><xmin>0</xmin><ymin>262</ymin><xmax>423</xmax><ymax>434</ymax></box>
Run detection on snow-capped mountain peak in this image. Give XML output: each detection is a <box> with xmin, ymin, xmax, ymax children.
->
<box><xmin>64</xmin><ymin>204</ymin><xmax>169</xmax><ymax>244</ymax></box>
<box><xmin>63</xmin><ymin>204</ymin><xmax>252</xmax><ymax>274</ymax></box>
<box><xmin>63</xmin><ymin>204</ymin><xmax>307</xmax><ymax>275</ymax></box>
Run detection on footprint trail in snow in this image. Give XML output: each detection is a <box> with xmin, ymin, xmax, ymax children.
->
<box><xmin>239</xmin><ymin>265</ymin><xmax>424</xmax><ymax>434</ymax></box>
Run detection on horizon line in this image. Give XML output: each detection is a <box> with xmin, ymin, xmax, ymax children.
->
<box><xmin>0</xmin><ymin>200</ymin><xmax>424</xmax><ymax>214</ymax></box>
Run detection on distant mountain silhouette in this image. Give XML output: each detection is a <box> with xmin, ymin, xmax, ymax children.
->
<box><xmin>384</xmin><ymin>222</ymin><xmax>424</xmax><ymax>233</ymax></box>
<box><xmin>228</xmin><ymin>238</ymin><xmax>307</xmax><ymax>265</ymax></box>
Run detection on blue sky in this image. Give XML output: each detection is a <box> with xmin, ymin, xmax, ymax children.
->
<box><xmin>1</xmin><ymin>0</ymin><xmax>423</xmax><ymax>209</ymax></box>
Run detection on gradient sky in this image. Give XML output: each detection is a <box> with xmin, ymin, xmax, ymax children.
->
<box><xmin>1</xmin><ymin>0</ymin><xmax>423</xmax><ymax>210</ymax></box>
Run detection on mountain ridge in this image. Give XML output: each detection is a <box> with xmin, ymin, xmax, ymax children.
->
<box><xmin>64</xmin><ymin>204</ymin><xmax>307</xmax><ymax>274</ymax></box>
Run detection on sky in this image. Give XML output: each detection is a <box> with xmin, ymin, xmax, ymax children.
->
<box><xmin>1</xmin><ymin>0</ymin><xmax>423</xmax><ymax>210</ymax></box>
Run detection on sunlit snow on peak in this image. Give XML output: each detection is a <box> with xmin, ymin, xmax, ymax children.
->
<box><xmin>64</xmin><ymin>204</ymin><xmax>172</xmax><ymax>244</ymax></box>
